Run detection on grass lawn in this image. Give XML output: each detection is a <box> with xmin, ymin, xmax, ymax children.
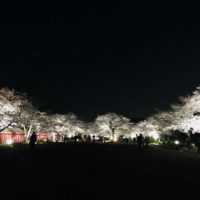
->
<box><xmin>0</xmin><ymin>143</ymin><xmax>200</xmax><ymax>199</ymax></box>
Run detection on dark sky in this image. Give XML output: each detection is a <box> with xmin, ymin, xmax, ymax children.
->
<box><xmin>0</xmin><ymin>1</ymin><xmax>200</xmax><ymax>120</ymax></box>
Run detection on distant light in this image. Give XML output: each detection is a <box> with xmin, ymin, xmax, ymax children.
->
<box><xmin>6</xmin><ymin>140</ymin><xmax>13</xmax><ymax>145</ymax></box>
<box><xmin>93</xmin><ymin>136</ymin><xmax>99</xmax><ymax>140</ymax></box>
<box><xmin>175</xmin><ymin>140</ymin><xmax>180</xmax><ymax>145</ymax></box>
<box><xmin>113</xmin><ymin>136</ymin><xmax>118</xmax><ymax>142</ymax></box>
<box><xmin>192</xmin><ymin>143</ymin><xmax>195</xmax><ymax>147</ymax></box>
<box><xmin>68</xmin><ymin>133</ymin><xmax>73</xmax><ymax>138</ymax></box>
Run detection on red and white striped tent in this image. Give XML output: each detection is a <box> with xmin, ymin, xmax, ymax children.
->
<box><xmin>0</xmin><ymin>127</ymin><xmax>25</xmax><ymax>144</ymax></box>
<box><xmin>0</xmin><ymin>127</ymin><xmax>50</xmax><ymax>144</ymax></box>
<box><xmin>37</xmin><ymin>133</ymin><xmax>48</xmax><ymax>141</ymax></box>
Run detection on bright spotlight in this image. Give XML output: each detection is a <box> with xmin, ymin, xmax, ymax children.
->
<box><xmin>113</xmin><ymin>136</ymin><xmax>118</xmax><ymax>142</ymax></box>
<box><xmin>175</xmin><ymin>140</ymin><xmax>180</xmax><ymax>145</ymax></box>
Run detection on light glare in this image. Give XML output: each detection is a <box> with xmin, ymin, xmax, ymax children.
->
<box><xmin>175</xmin><ymin>140</ymin><xmax>180</xmax><ymax>145</ymax></box>
<box><xmin>6</xmin><ymin>140</ymin><xmax>13</xmax><ymax>145</ymax></box>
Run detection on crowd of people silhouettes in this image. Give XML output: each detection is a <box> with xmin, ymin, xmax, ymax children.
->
<box><xmin>28</xmin><ymin>130</ymin><xmax>153</xmax><ymax>153</ymax></box>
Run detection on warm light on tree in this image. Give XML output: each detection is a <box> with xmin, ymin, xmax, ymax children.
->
<box><xmin>1</xmin><ymin>86</ymin><xmax>200</xmax><ymax>143</ymax></box>
<box><xmin>95</xmin><ymin>113</ymin><xmax>131</xmax><ymax>141</ymax></box>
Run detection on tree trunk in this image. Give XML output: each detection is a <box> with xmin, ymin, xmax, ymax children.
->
<box><xmin>52</xmin><ymin>133</ymin><xmax>56</xmax><ymax>142</ymax></box>
<box><xmin>26</xmin><ymin>125</ymin><xmax>33</xmax><ymax>142</ymax></box>
<box><xmin>22</xmin><ymin>124</ymin><xmax>28</xmax><ymax>142</ymax></box>
<box><xmin>109</xmin><ymin>129</ymin><xmax>115</xmax><ymax>142</ymax></box>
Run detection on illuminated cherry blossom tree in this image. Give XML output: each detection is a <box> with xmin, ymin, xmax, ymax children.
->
<box><xmin>137</xmin><ymin>86</ymin><xmax>200</xmax><ymax>139</ymax></box>
<box><xmin>0</xmin><ymin>88</ymin><xmax>30</xmax><ymax>132</ymax></box>
<box><xmin>3</xmin><ymin>85</ymin><xmax>200</xmax><ymax>145</ymax></box>
<box><xmin>83</xmin><ymin>122</ymin><xmax>101</xmax><ymax>140</ymax></box>
<box><xmin>15</xmin><ymin>99</ymin><xmax>41</xmax><ymax>141</ymax></box>
<box><xmin>168</xmin><ymin>87</ymin><xmax>200</xmax><ymax>133</ymax></box>
<box><xmin>146</xmin><ymin>87</ymin><xmax>200</xmax><ymax>136</ymax></box>
<box><xmin>42</xmin><ymin>113</ymin><xmax>84</xmax><ymax>141</ymax></box>
<box><xmin>0</xmin><ymin>87</ymin><xmax>46</xmax><ymax>141</ymax></box>
<box><xmin>95</xmin><ymin>113</ymin><xmax>131</xmax><ymax>141</ymax></box>
<box><xmin>132</xmin><ymin>118</ymin><xmax>159</xmax><ymax>140</ymax></box>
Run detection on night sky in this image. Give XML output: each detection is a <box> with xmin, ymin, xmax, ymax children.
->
<box><xmin>1</xmin><ymin>2</ymin><xmax>200</xmax><ymax>120</ymax></box>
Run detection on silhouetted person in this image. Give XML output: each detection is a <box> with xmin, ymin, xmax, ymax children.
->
<box><xmin>87</xmin><ymin>135</ymin><xmax>91</xmax><ymax>143</ymax></box>
<box><xmin>63</xmin><ymin>135</ymin><xmax>67</xmax><ymax>143</ymax></box>
<box><xmin>92</xmin><ymin>135</ymin><xmax>95</xmax><ymax>143</ymax></box>
<box><xmin>137</xmin><ymin>134</ymin><xmax>144</xmax><ymax>152</ymax></box>
<box><xmin>126</xmin><ymin>137</ymin><xmax>131</xmax><ymax>144</ymax></box>
<box><xmin>133</xmin><ymin>137</ymin><xmax>137</xmax><ymax>144</ymax></box>
<box><xmin>83</xmin><ymin>135</ymin><xmax>87</xmax><ymax>143</ymax></box>
<box><xmin>144</xmin><ymin>136</ymin><xmax>150</xmax><ymax>148</ymax></box>
<box><xmin>74</xmin><ymin>135</ymin><xmax>78</xmax><ymax>144</ymax></box>
<box><xmin>29</xmin><ymin>132</ymin><xmax>37</xmax><ymax>149</ymax></box>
